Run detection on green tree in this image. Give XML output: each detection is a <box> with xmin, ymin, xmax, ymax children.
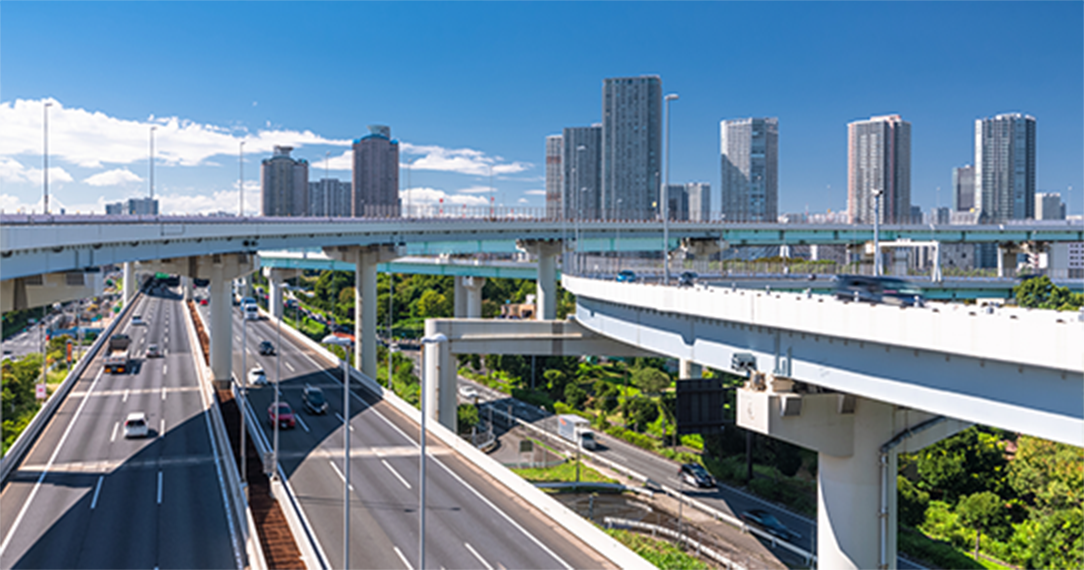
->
<box><xmin>956</xmin><ymin>491</ymin><xmax>1003</xmax><ymax>559</ymax></box>
<box><xmin>457</xmin><ymin>404</ymin><xmax>479</xmax><ymax>434</ymax></box>
<box><xmin>1030</xmin><ymin>507</ymin><xmax>1084</xmax><ymax>569</ymax></box>
<box><xmin>898</xmin><ymin>475</ymin><xmax>931</xmax><ymax>527</ymax></box>
<box><xmin>628</xmin><ymin>398</ymin><xmax>658</xmax><ymax>430</ymax></box>
<box><xmin>564</xmin><ymin>383</ymin><xmax>588</xmax><ymax>409</ymax></box>
<box><xmin>415</xmin><ymin>289</ymin><xmax>451</xmax><ymax>319</ymax></box>
<box><xmin>1008</xmin><ymin>435</ymin><xmax>1083</xmax><ymax>514</ymax></box>
<box><xmin>915</xmin><ymin>427</ymin><xmax>1009</xmax><ymax>503</ymax></box>
<box><xmin>631</xmin><ymin>367</ymin><xmax>670</xmax><ymax>394</ymax></box>
<box><xmin>1014</xmin><ymin>275</ymin><xmax>1084</xmax><ymax>311</ymax></box>
<box><xmin>544</xmin><ymin>369</ymin><xmax>569</xmax><ymax>399</ymax></box>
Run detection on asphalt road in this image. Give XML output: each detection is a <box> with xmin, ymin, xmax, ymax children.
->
<box><xmin>0</xmin><ymin>287</ymin><xmax>241</xmax><ymax>570</ymax></box>
<box><xmin>209</xmin><ymin>304</ymin><xmax>615</xmax><ymax>570</ymax></box>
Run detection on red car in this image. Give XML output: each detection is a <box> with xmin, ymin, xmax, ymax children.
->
<box><xmin>268</xmin><ymin>402</ymin><xmax>296</xmax><ymax>429</ymax></box>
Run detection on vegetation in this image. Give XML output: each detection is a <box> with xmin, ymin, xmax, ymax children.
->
<box><xmin>604</xmin><ymin>529</ymin><xmax>711</xmax><ymax>570</ymax></box>
<box><xmin>510</xmin><ymin>460</ymin><xmax>616</xmax><ymax>485</ymax></box>
<box><xmin>1013</xmin><ymin>275</ymin><xmax>1084</xmax><ymax>311</ymax></box>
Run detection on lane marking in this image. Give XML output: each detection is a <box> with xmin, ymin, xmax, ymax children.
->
<box><xmin>464</xmin><ymin>542</ymin><xmax>494</xmax><ymax>570</ymax></box>
<box><xmin>161</xmin><ymin>386</ymin><xmax>167</xmax><ymax>401</ymax></box>
<box><xmin>123</xmin><ymin>388</ymin><xmax>129</xmax><ymax>402</ymax></box>
<box><xmin>157</xmin><ymin>471</ymin><xmax>163</xmax><ymax>504</ymax></box>
<box><xmin>392</xmin><ymin>546</ymin><xmax>412</xmax><ymax>570</ymax></box>
<box><xmin>294</xmin><ymin>414</ymin><xmax>310</xmax><ymax>432</ymax></box>
<box><xmin>90</xmin><ymin>475</ymin><xmax>104</xmax><ymax>510</ymax></box>
<box><xmin>328</xmin><ymin>460</ymin><xmax>354</xmax><ymax>491</ymax></box>
<box><xmin>110</xmin><ymin>422</ymin><xmax>119</xmax><ymax>442</ymax></box>
<box><xmin>334</xmin><ymin>412</ymin><xmax>355</xmax><ymax>431</ymax></box>
<box><xmin>159</xmin><ymin>418</ymin><xmax>165</xmax><ymax>437</ymax></box>
<box><xmin>0</xmin><ymin>361</ymin><xmax>106</xmax><ymax>556</ymax></box>
<box><xmin>163</xmin><ymin>364</ymin><xmax>168</xmax><ymax>376</ymax></box>
<box><xmin>381</xmin><ymin>459</ymin><xmax>411</xmax><ymax>489</ymax></box>
<box><xmin>284</xmin><ymin>361</ymin><xmax>295</xmax><ymax>372</ymax></box>
<box><xmin>235</xmin><ymin>335</ymin><xmax>241</xmax><ymax>342</ymax></box>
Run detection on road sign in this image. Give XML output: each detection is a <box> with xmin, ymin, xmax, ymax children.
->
<box><xmin>35</xmin><ymin>383</ymin><xmax>47</xmax><ymax>400</ymax></box>
<box><xmin>676</xmin><ymin>378</ymin><xmax>734</xmax><ymax>434</ymax></box>
<box><xmin>262</xmin><ymin>452</ymin><xmax>275</xmax><ymax>477</ymax></box>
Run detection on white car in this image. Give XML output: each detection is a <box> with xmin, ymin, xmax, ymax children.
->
<box><xmin>124</xmin><ymin>412</ymin><xmax>149</xmax><ymax>438</ymax></box>
<box><xmin>458</xmin><ymin>385</ymin><xmax>479</xmax><ymax>400</ymax></box>
<box><xmin>248</xmin><ymin>368</ymin><xmax>268</xmax><ymax>386</ymax></box>
<box><xmin>131</xmin><ymin>315</ymin><xmax>145</xmax><ymax>326</ymax></box>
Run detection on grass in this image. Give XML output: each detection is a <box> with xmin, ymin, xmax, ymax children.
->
<box><xmin>511</xmin><ymin>459</ymin><xmax>617</xmax><ymax>485</ymax></box>
<box><xmin>604</xmin><ymin>529</ymin><xmax>711</xmax><ymax>570</ymax></box>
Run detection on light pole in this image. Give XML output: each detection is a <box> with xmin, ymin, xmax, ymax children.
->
<box><xmin>325</xmin><ymin>151</ymin><xmax>331</xmax><ymax>217</ymax></box>
<box><xmin>663</xmin><ymin>93</ymin><xmax>679</xmax><ymax>285</ymax></box>
<box><xmin>273</xmin><ymin>285</ymin><xmax>283</xmax><ymax>483</ymax></box>
<box><xmin>150</xmin><ymin>126</ymin><xmax>157</xmax><ymax>201</ymax></box>
<box><xmin>321</xmin><ymin>333</ymin><xmax>354</xmax><ymax>570</ymax></box>
<box><xmin>43</xmin><ymin>101</ymin><xmax>53</xmax><ymax>215</ymax></box>
<box><xmin>239</xmin><ymin>141</ymin><xmax>245</xmax><ymax>217</ymax></box>
<box><xmin>419</xmin><ymin>332</ymin><xmax>448</xmax><ymax>570</ymax></box>
<box><xmin>241</xmin><ymin>307</ymin><xmax>249</xmax><ymax>487</ymax></box>
<box><xmin>387</xmin><ymin>273</ymin><xmax>395</xmax><ymax>388</ymax></box>
<box><xmin>872</xmin><ymin>188</ymin><xmax>884</xmax><ymax>276</ymax></box>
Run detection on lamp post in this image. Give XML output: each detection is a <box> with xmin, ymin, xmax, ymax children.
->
<box><xmin>419</xmin><ymin>332</ymin><xmax>448</xmax><ymax>570</ymax></box>
<box><xmin>240</xmin><ymin>306</ymin><xmax>249</xmax><ymax>487</ymax></box>
<box><xmin>321</xmin><ymin>333</ymin><xmax>354</xmax><ymax>570</ymax></box>
<box><xmin>239</xmin><ymin>141</ymin><xmax>245</xmax><ymax>217</ymax></box>
<box><xmin>663</xmin><ymin>93</ymin><xmax>679</xmax><ymax>285</ymax></box>
<box><xmin>150</xmin><ymin>125</ymin><xmax>157</xmax><ymax>200</ymax></box>
<box><xmin>273</xmin><ymin>284</ymin><xmax>283</xmax><ymax>483</ymax></box>
<box><xmin>43</xmin><ymin>101</ymin><xmax>53</xmax><ymax>215</ymax></box>
<box><xmin>872</xmin><ymin>188</ymin><xmax>884</xmax><ymax>276</ymax></box>
<box><xmin>325</xmin><ymin>151</ymin><xmax>331</xmax><ymax>217</ymax></box>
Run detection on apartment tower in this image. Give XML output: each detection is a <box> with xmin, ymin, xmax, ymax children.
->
<box><xmin>953</xmin><ymin>165</ymin><xmax>976</xmax><ymax>212</ymax></box>
<box><xmin>847</xmin><ymin>114</ymin><xmax>911</xmax><ymax>224</ymax></box>
<box><xmin>563</xmin><ymin>125</ymin><xmax>602</xmax><ymax>219</ymax></box>
<box><xmin>975</xmin><ymin>113</ymin><xmax>1036</xmax><ymax>222</ymax></box>
<box><xmin>720</xmin><ymin>117</ymin><xmax>778</xmax><ymax>222</ymax></box>
<box><xmin>352</xmin><ymin>125</ymin><xmax>400</xmax><ymax>218</ymax></box>
<box><xmin>261</xmin><ymin>146</ymin><xmax>309</xmax><ymax>217</ymax></box>
<box><xmin>545</xmin><ymin>135</ymin><xmax>563</xmax><ymax>218</ymax></box>
<box><xmin>601</xmin><ymin>76</ymin><xmax>661</xmax><ymax>219</ymax></box>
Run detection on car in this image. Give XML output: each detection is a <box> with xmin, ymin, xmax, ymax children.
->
<box><xmin>199</xmin><ymin>297</ymin><xmax>208</xmax><ymax>306</ymax></box>
<box><xmin>123</xmin><ymin>412</ymin><xmax>149</xmax><ymax>438</ymax></box>
<box><xmin>616</xmin><ymin>270</ymin><xmax>638</xmax><ymax>283</ymax></box>
<box><xmin>833</xmin><ymin>275</ymin><xmax>924</xmax><ymax>307</ymax></box>
<box><xmin>678</xmin><ymin>463</ymin><xmax>716</xmax><ymax>488</ymax></box>
<box><xmin>248</xmin><ymin>367</ymin><xmax>268</xmax><ymax>386</ymax></box>
<box><xmin>302</xmin><ymin>384</ymin><xmax>328</xmax><ymax>414</ymax></box>
<box><xmin>131</xmin><ymin>315</ymin><xmax>145</xmax><ymax>325</ymax></box>
<box><xmin>739</xmin><ymin>509</ymin><xmax>801</xmax><ymax>542</ymax></box>
<box><xmin>145</xmin><ymin>343</ymin><xmax>162</xmax><ymax>358</ymax></box>
<box><xmin>678</xmin><ymin>271</ymin><xmax>698</xmax><ymax>287</ymax></box>
<box><xmin>241</xmin><ymin>296</ymin><xmax>256</xmax><ymax>307</ymax></box>
<box><xmin>458</xmin><ymin>385</ymin><xmax>479</xmax><ymax>400</ymax></box>
<box><xmin>268</xmin><ymin>402</ymin><xmax>296</xmax><ymax>429</ymax></box>
<box><xmin>258</xmin><ymin>340</ymin><xmax>275</xmax><ymax>356</ymax></box>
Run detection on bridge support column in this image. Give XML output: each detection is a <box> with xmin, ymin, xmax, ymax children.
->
<box><xmin>454</xmin><ymin>276</ymin><xmax>485</xmax><ymax>319</ymax></box>
<box><xmin>454</xmin><ymin>277</ymin><xmax>468</xmax><ymax>318</ymax></box>
<box><xmin>182</xmin><ymin>276</ymin><xmax>193</xmax><ymax>301</ymax></box>
<box><xmin>324</xmin><ymin>245</ymin><xmax>399</xmax><ymax>380</ymax></box>
<box><xmin>209</xmin><ymin>264</ymin><xmax>232</xmax><ymax>388</ymax></box>
<box><xmin>516</xmin><ymin>239</ymin><xmax>562</xmax><ymax>320</ymax></box>
<box><xmin>679</xmin><ymin>358</ymin><xmax>701</xmax><ymax>379</ymax></box>
<box><xmin>738</xmin><ymin>382</ymin><xmax>969</xmax><ymax>569</ymax></box>
<box><xmin>892</xmin><ymin>248</ymin><xmax>908</xmax><ymax>276</ymax></box>
<box><xmin>424</xmin><ymin>320</ymin><xmax>457</xmax><ymax>432</ymax></box>
<box><xmin>264</xmin><ymin>268</ymin><xmax>300</xmax><ymax>321</ymax></box>
<box><xmin>122</xmin><ymin>262</ymin><xmax>134</xmax><ymax>305</ymax></box>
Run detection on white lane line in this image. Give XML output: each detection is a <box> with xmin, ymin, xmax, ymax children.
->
<box><xmin>0</xmin><ymin>362</ymin><xmax>106</xmax><ymax>557</ymax></box>
<box><xmin>235</xmin><ymin>335</ymin><xmax>241</xmax><ymax>342</ymax></box>
<box><xmin>161</xmin><ymin>386</ymin><xmax>167</xmax><ymax>401</ymax></box>
<box><xmin>463</xmin><ymin>542</ymin><xmax>494</xmax><ymax>570</ymax></box>
<box><xmin>157</xmin><ymin>471</ymin><xmax>163</xmax><ymax>504</ymax></box>
<box><xmin>333</xmin><ymin>412</ymin><xmax>355</xmax><ymax>431</ymax></box>
<box><xmin>90</xmin><ymin>475</ymin><xmax>104</xmax><ymax>510</ymax></box>
<box><xmin>294</xmin><ymin>414</ymin><xmax>310</xmax><ymax>433</ymax></box>
<box><xmin>284</xmin><ymin>361</ymin><xmax>295</xmax><ymax>372</ymax></box>
<box><xmin>393</xmin><ymin>546</ymin><xmax>412</xmax><ymax>570</ymax></box>
<box><xmin>110</xmin><ymin>422</ymin><xmax>119</xmax><ymax>442</ymax></box>
<box><xmin>123</xmin><ymin>388</ymin><xmax>130</xmax><ymax>402</ymax></box>
<box><xmin>328</xmin><ymin>460</ymin><xmax>354</xmax><ymax>491</ymax></box>
<box><xmin>159</xmin><ymin>418</ymin><xmax>165</xmax><ymax>437</ymax></box>
<box><xmin>381</xmin><ymin>459</ymin><xmax>411</xmax><ymax>489</ymax></box>
<box><xmin>163</xmin><ymin>364</ymin><xmax>168</xmax><ymax>376</ymax></box>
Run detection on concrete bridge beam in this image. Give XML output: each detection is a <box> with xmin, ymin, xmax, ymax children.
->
<box><xmin>0</xmin><ymin>270</ymin><xmax>105</xmax><ymax>313</ymax></box>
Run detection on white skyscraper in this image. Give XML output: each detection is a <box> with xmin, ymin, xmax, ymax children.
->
<box><xmin>720</xmin><ymin>117</ymin><xmax>778</xmax><ymax>222</ymax></box>
<box><xmin>847</xmin><ymin>115</ymin><xmax>911</xmax><ymax>224</ymax></box>
<box><xmin>686</xmin><ymin>182</ymin><xmax>711</xmax><ymax>222</ymax></box>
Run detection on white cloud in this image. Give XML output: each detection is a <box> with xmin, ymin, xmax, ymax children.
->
<box><xmin>84</xmin><ymin>168</ymin><xmax>142</xmax><ymax>187</ymax></box>
<box><xmin>518</xmin><ymin>198</ymin><xmax>529</xmax><ymax>204</ymax></box>
<box><xmin>457</xmin><ymin>185</ymin><xmax>494</xmax><ymax>194</ymax></box>
<box><xmin>401</xmin><ymin>142</ymin><xmax>530</xmax><ymax>176</ymax></box>
<box><xmin>0</xmin><ymin>98</ymin><xmax>350</xmax><ymax>169</ymax></box>
<box><xmin>401</xmin><ymin>186</ymin><xmax>488</xmax><ymax>207</ymax></box>
<box><xmin>0</xmin><ymin>156</ymin><xmax>74</xmax><ymax>185</ymax></box>
<box><xmin>309</xmin><ymin>150</ymin><xmax>352</xmax><ymax>172</ymax></box>
<box><xmin>0</xmin><ymin>193</ymin><xmax>102</xmax><ymax>214</ymax></box>
<box><xmin>523</xmin><ymin>189</ymin><xmax>547</xmax><ymax>196</ymax></box>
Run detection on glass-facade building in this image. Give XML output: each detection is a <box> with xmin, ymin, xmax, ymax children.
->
<box><xmin>847</xmin><ymin>114</ymin><xmax>911</xmax><ymax>224</ymax></box>
<box><xmin>975</xmin><ymin>113</ymin><xmax>1036</xmax><ymax>222</ymax></box>
<box><xmin>721</xmin><ymin>117</ymin><xmax>778</xmax><ymax>222</ymax></box>
<box><xmin>601</xmin><ymin>76</ymin><xmax>661</xmax><ymax>220</ymax></box>
<box><xmin>562</xmin><ymin>125</ymin><xmax>602</xmax><ymax>219</ymax></box>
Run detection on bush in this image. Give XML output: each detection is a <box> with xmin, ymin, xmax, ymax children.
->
<box><xmin>457</xmin><ymin>404</ymin><xmax>479</xmax><ymax>434</ymax></box>
<box><xmin>898</xmin><ymin>529</ymin><xmax>984</xmax><ymax>569</ymax></box>
<box><xmin>899</xmin><ymin>475</ymin><xmax>931</xmax><ymax>528</ymax></box>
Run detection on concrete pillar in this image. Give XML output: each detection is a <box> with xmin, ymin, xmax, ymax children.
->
<box><xmin>679</xmin><ymin>358</ymin><xmax>702</xmax><ymax>379</ymax></box>
<box><xmin>182</xmin><ymin>276</ymin><xmax>193</xmax><ymax>301</ymax></box>
<box><xmin>931</xmin><ymin>242</ymin><xmax>942</xmax><ymax>283</ymax></box>
<box><xmin>424</xmin><ymin>320</ymin><xmax>462</xmax><ymax>432</ymax></box>
<box><xmin>461</xmin><ymin>276</ymin><xmax>485</xmax><ymax>319</ymax></box>
<box><xmin>997</xmin><ymin>245</ymin><xmax>1018</xmax><ymax>278</ymax></box>
<box><xmin>453</xmin><ymin>276</ymin><xmax>469</xmax><ymax>318</ymax></box>
<box><xmin>516</xmin><ymin>239</ymin><xmax>562</xmax><ymax>320</ymax></box>
<box><xmin>269</xmin><ymin>273</ymin><xmax>285</xmax><ymax>320</ymax></box>
<box><xmin>892</xmin><ymin>248</ymin><xmax>908</xmax><ymax>277</ymax></box>
<box><xmin>355</xmin><ymin>252</ymin><xmax>379</xmax><ymax>378</ymax></box>
<box><xmin>209</xmin><ymin>263</ymin><xmax>233</xmax><ymax>388</ymax></box>
<box><xmin>122</xmin><ymin>262</ymin><xmax>134</xmax><ymax>305</ymax></box>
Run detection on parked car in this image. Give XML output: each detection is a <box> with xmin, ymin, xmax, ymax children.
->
<box><xmin>258</xmin><ymin>340</ymin><xmax>275</xmax><ymax>356</ymax></box>
<box><xmin>268</xmin><ymin>402</ymin><xmax>296</xmax><ymax>429</ymax></box>
<box><xmin>302</xmin><ymin>384</ymin><xmax>328</xmax><ymax>414</ymax></box>
<box><xmin>616</xmin><ymin>270</ymin><xmax>638</xmax><ymax>283</ymax></box>
<box><xmin>123</xmin><ymin>412</ymin><xmax>149</xmax><ymax>438</ymax></box>
<box><xmin>678</xmin><ymin>271</ymin><xmax>698</xmax><ymax>287</ymax></box>
<box><xmin>833</xmin><ymin>275</ymin><xmax>924</xmax><ymax>307</ymax></box>
<box><xmin>678</xmin><ymin>463</ymin><xmax>715</xmax><ymax>488</ymax></box>
<box><xmin>248</xmin><ymin>367</ymin><xmax>268</xmax><ymax>386</ymax></box>
<box><xmin>739</xmin><ymin>509</ymin><xmax>801</xmax><ymax>542</ymax></box>
<box><xmin>145</xmin><ymin>343</ymin><xmax>162</xmax><ymax>358</ymax></box>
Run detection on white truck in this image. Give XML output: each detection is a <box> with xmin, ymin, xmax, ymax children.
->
<box><xmin>557</xmin><ymin>414</ymin><xmax>598</xmax><ymax>450</ymax></box>
<box><xmin>104</xmin><ymin>334</ymin><xmax>131</xmax><ymax>374</ymax></box>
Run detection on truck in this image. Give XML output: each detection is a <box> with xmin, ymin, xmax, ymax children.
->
<box><xmin>104</xmin><ymin>333</ymin><xmax>131</xmax><ymax>374</ymax></box>
<box><xmin>556</xmin><ymin>414</ymin><xmax>598</xmax><ymax>450</ymax></box>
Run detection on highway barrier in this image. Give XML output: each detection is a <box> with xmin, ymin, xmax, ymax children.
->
<box><xmin>604</xmin><ymin>516</ymin><xmax>748</xmax><ymax>570</ymax></box>
<box><xmin>1</xmin><ymin>290</ymin><xmax>139</xmax><ymax>484</ymax></box>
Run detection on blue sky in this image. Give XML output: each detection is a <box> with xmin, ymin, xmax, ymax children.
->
<box><xmin>2</xmin><ymin>1</ymin><xmax>1081</xmax><ymax>217</ymax></box>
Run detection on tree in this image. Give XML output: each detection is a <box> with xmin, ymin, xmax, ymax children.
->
<box><xmin>956</xmin><ymin>491</ymin><xmax>1003</xmax><ymax>559</ymax></box>
<box><xmin>1008</xmin><ymin>435</ymin><xmax>1083</xmax><ymax>514</ymax></box>
<box><xmin>627</xmin><ymin>398</ymin><xmax>659</xmax><ymax>430</ymax></box>
<box><xmin>415</xmin><ymin>289</ymin><xmax>450</xmax><ymax>319</ymax></box>
<box><xmin>898</xmin><ymin>475</ymin><xmax>931</xmax><ymax>527</ymax></box>
<box><xmin>564</xmin><ymin>383</ymin><xmax>588</xmax><ymax>409</ymax></box>
<box><xmin>915</xmin><ymin>427</ymin><xmax>1009</xmax><ymax>503</ymax></box>
<box><xmin>1014</xmin><ymin>275</ymin><xmax>1084</xmax><ymax>311</ymax></box>
<box><xmin>456</xmin><ymin>404</ymin><xmax>479</xmax><ymax>434</ymax></box>
<box><xmin>631</xmin><ymin>367</ymin><xmax>670</xmax><ymax>394</ymax></box>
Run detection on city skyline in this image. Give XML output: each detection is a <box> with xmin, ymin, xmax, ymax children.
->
<box><xmin>0</xmin><ymin>2</ymin><xmax>1080</xmax><ymax>218</ymax></box>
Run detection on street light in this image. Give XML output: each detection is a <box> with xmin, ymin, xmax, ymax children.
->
<box><xmin>419</xmin><ymin>332</ymin><xmax>448</xmax><ymax>570</ymax></box>
<box><xmin>239</xmin><ymin>141</ymin><xmax>245</xmax><ymax>217</ymax></box>
<box><xmin>43</xmin><ymin>101</ymin><xmax>53</xmax><ymax>215</ymax></box>
<box><xmin>663</xmin><ymin>93</ymin><xmax>679</xmax><ymax>285</ymax></box>
<box><xmin>325</xmin><ymin>151</ymin><xmax>331</xmax><ymax>217</ymax></box>
<box><xmin>150</xmin><ymin>126</ymin><xmax>157</xmax><ymax>201</ymax></box>
<box><xmin>872</xmin><ymin>188</ymin><xmax>884</xmax><ymax>276</ymax></box>
<box><xmin>321</xmin><ymin>333</ymin><xmax>354</xmax><ymax>570</ymax></box>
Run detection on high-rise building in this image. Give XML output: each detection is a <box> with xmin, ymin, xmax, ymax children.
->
<box><xmin>309</xmin><ymin>179</ymin><xmax>352</xmax><ymax>217</ymax></box>
<box><xmin>352</xmin><ymin>125</ymin><xmax>400</xmax><ymax>218</ymax></box>
<box><xmin>926</xmin><ymin>207</ymin><xmax>951</xmax><ymax>225</ymax></box>
<box><xmin>563</xmin><ymin>125</ymin><xmax>602</xmax><ymax>219</ymax></box>
<box><xmin>720</xmin><ymin>117</ymin><xmax>778</xmax><ymax>222</ymax></box>
<box><xmin>975</xmin><ymin>113</ymin><xmax>1036</xmax><ymax>222</ymax></box>
<box><xmin>545</xmin><ymin>135</ymin><xmax>563</xmax><ymax>218</ymax></box>
<box><xmin>686</xmin><ymin>182</ymin><xmax>711</xmax><ymax>222</ymax></box>
<box><xmin>665</xmin><ymin>184</ymin><xmax>688</xmax><ymax>221</ymax></box>
<box><xmin>847</xmin><ymin>114</ymin><xmax>911</xmax><ymax>224</ymax></box>
<box><xmin>105</xmin><ymin>197</ymin><xmax>159</xmax><ymax>216</ymax></box>
<box><xmin>1036</xmin><ymin>192</ymin><xmax>1066</xmax><ymax>220</ymax></box>
<box><xmin>601</xmin><ymin>76</ymin><xmax>661</xmax><ymax>220</ymax></box>
<box><xmin>952</xmin><ymin>165</ymin><xmax>975</xmax><ymax>211</ymax></box>
<box><xmin>261</xmin><ymin>146</ymin><xmax>309</xmax><ymax>217</ymax></box>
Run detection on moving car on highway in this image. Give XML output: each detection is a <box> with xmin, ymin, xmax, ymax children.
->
<box><xmin>678</xmin><ymin>271</ymin><xmax>697</xmax><ymax>287</ymax></box>
<box><xmin>123</xmin><ymin>412</ymin><xmax>149</xmax><ymax>438</ymax></box>
<box><xmin>616</xmin><ymin>270</ymin><xmax>637</xmax><ymax>283</ymax></box>
<box><xmin>302</xmin><ymin>385</ymin><xmax>328</xmax><ymax>414</ymax></box>
<box><xmin>678</xmin><ymin>463</ymin><xmax>715</xmax><ymax>488</ymax></box>
<box><xmin>833</xmin><ymin>275</ymin><xmax>924</xmax><ymax>307</ymax></box>
<box><xmin>248</xmin><ymin>367</ymin><xmax>268</xmax><ymax>386</ymax></box>
<box><xmin>145</xmin><ymin>343</ymin><xmax>162</xmax><ymax>358</ymax></box>
<box><xmin>740</xmin><ymin>509</ymin><xmax>801</xmax><ymax>542</ymax></box>
<box><xmin>268</xmin><ymin>402</ymin><xmax>296</xmax><ymax>429</ymax></box>
<box><xmin>258</xmin><ymin>340</ymin><xmax>275</xmax><ymax>355</ymax></box>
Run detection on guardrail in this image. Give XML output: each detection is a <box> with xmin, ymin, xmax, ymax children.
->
<box><xmin>604</xmin><ymin>516</ymin><xmax>748</xmax><ymax>570</ymax></box>
<box><xmin>1</xmin><ymin>290</ymin><xmax>138</xmax><ymax>483</ymax></box>
<box><xmin>484</xmin><ymin>403</ymin><xmax>819</xmax><ymax>566</ymax></box>
<box><xmin>186</xmin><ymin>299</ymin><xmax>264</xmax><ymax>570</ymax></box>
